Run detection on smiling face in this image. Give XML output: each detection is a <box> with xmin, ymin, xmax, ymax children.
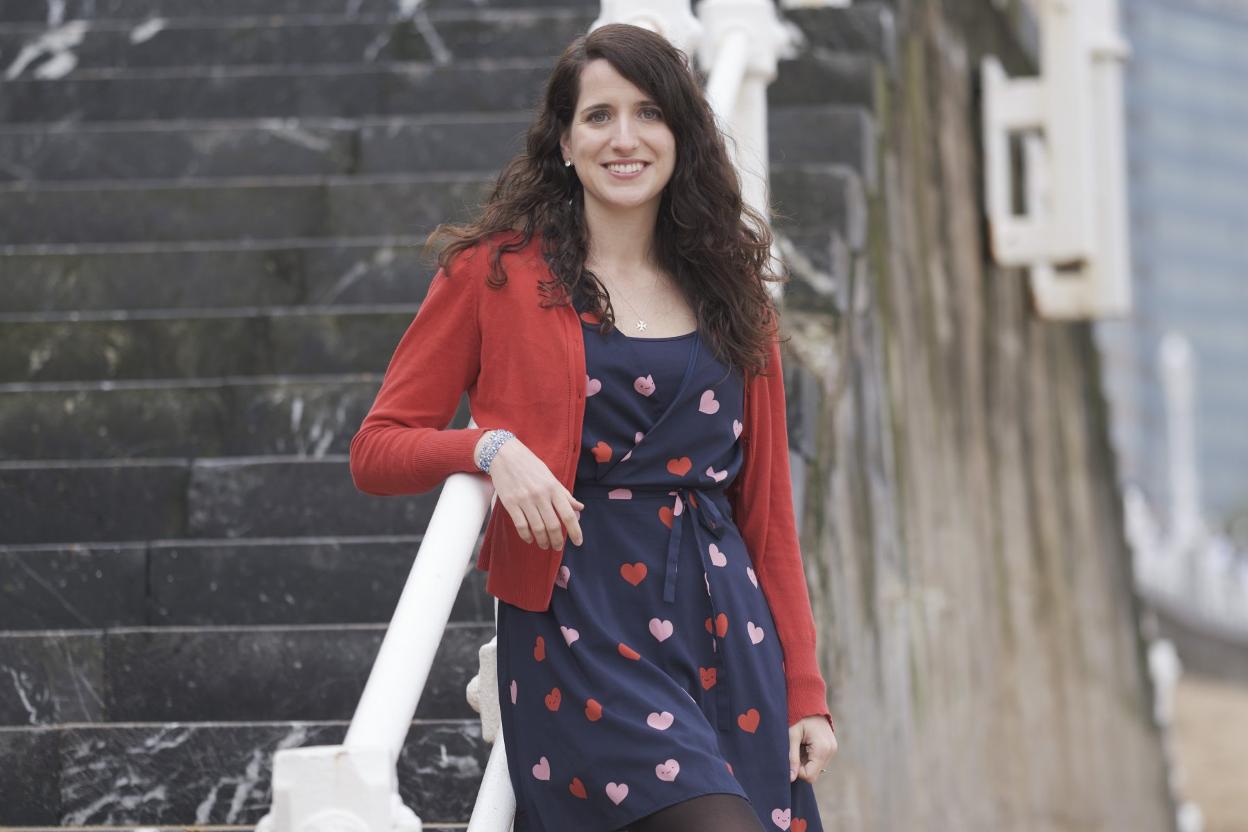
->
<box><xmin>560</xmin><ymin>58</ymin><xmax>677</xmax><ymax>217</ymax></box>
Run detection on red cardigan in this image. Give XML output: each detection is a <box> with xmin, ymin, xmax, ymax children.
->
<box><xmin>349</xmin><ymin>231</ymin><xmax>833</xmax><ymax>730</ymax></box>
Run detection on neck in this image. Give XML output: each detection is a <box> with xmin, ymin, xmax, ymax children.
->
<box><xmin>582</xmin><ymin>195</ymin><xmax>661</xmax><ymax>278</ymax></box>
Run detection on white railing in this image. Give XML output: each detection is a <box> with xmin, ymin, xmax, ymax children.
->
<box><xmin>259</xmin><ymin>2</ymin><xmax>794</xmax><ymax>831</ymax></box>
<box><xmin>1127</xmin><ymin>333</ymin><xmax>1248</xmax><ymax>642</ymax></box>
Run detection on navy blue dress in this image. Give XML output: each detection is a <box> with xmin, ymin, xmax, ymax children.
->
<box><xmin>496</xmin><ymin>301</ymin><xmax>824</xmax><ymax>832</ymax></box>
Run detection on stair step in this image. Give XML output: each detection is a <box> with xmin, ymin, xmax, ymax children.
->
<box><xmin>0</xmin><ymin>621</ymin><xmax>494</xmax><ymax>724</ymax></box>
<box><xmin>0</xmin><ymin>0</ymin><xmax>595</xmax><ymax>25</ymax></box>
<box><xmin>0</xmin><ymin>719</ymin><xmax>488</xmax><ymax>825</ymax></box>
<box><xmin>0</xmin><ymin>455</ymin><xmax>449</xmax><ymax>545</ymax></box>
<box><xmin>0</xmin><ymin>305</ymin><xmax>417</xmax><ymax>383</ymax></box>
<box><xmin>0</xmin><ymin>10</ymin><xmax>595</xmax><ymax>76</ymax></box>
<box><xmin>0</xmin><ymin>172</ymin><xmax>490</xmax><ymax>246</ymax></box>
<box><xmin>0</xmin><ymin>161</ymin><xmax>854</xmax><ymax>247</ymax></box>
<box><xmin>0</xmin><ymin>105</ymin><xmax>871</xmax><ymax>184</ymax></box>
<box><xmin>786</xmin><ymin>1</ymin><xmax>897</xmax><ymax>73</ymax></box>
<box><xmin>0</xmin><ymin>58</ymin><xmax>559</xmax><ymax>124</ymax></box>
<box><xmin>0</xmin><ymin>237</ymin><xmax>432</xmax><ymax>315</ymax></box>
<box><xmin>0</xmin><ymin>51</ymin><xmax>871</xmax><ymax>124</ymax></box>
<box><xmin>0</xmin><ymin>374</ymin><xmax>386</xmax><ymax>460</ymax></box>
<box><xmin>0</xmin><ymin>536</ymin><xmax>495</xmax><ymax>630</ymax></box>
<box><xmin>0</xmin><ymin>112</ymin><xmax>532</xmax><ymax>184</ymax></box>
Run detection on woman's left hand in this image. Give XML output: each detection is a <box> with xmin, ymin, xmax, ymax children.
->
<box><xmin>788</xmin><ymin>715</ymin><xmax>838</xmax><ymax>784</ymax></box>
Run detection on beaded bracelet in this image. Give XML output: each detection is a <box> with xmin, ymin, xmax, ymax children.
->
<box><xmin>476</xmin><ymin>429</ymin><xmax>515</xmax><ymax>474</ymax></box>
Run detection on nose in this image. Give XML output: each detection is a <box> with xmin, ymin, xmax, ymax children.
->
<box><xmin>610</xmin><ymin>119</ymin><xmax>640</xmax><ymax>150</ymax></box>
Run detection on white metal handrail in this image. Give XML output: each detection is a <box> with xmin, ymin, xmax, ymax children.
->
<box><xmin>260</xmin><ymin>2</ymin><xmax>794</xmax><ymax>830</ymax></box>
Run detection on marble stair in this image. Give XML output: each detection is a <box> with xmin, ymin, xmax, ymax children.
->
<box><xmin>0</xmin><ymin>0</ymin><xmax>890</xmax><ymax>826</ymax></box>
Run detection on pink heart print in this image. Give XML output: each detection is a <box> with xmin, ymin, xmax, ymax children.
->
<box><xmin>748</xmin><ymin>621</ymin><xmax>765</xmax><ymax>644</ymax></box>
<box><xmin>532</xmin><ymin>756</ymin><xmax>551</xmax><ymax>781</ymax></box>
<box><xmin>746</xmin><ymin>566</ymin><xmax>758</xmax><ymax>587</ymax></box>
<box><xmin>733</xmin><ymin>419</ymin><xmax>743</xmax><ymax>438</ymax></box>
<box><xmin>555</xmin><ymin>565</ymin><xmax>570</xmax><ymax>588</ymax></box>
<box><xmin>655</xmin><ymin>758</ymin><xmax>680</xmax><ymax>782</ymax></box>
<box><xmin>585</xmin><ymin>375</ymin><xmax>602</xmax><ymax>397</ymax></box>
<box><xmin>634</xmin><ymin>375</ymin><xmax>656</xmax><ymax>396</ymax></box>
<box><xmin>510</xmin><ymin>679</ymin><xmax>517</xmax><ymax>704</ymax></box>
<box><xmin>708</xmin><ymin>544</ymin><xmax>727</xmax><ymax>567</ymax></box>
<box><xmin>635</xmin><ymin>431</ymin><xmax>645</xmax><ymax>443</ymax></box>
<box><xmin>771</xmin><ymin>807</ymin><xmax>791</xmax><ymax>829</ymax></box>
<box><xmin>608</xmin><ymin>488</ymin><xmax>632</xmax><ymax>499</ymax></box>
<box><xmin>561</xmin><ymin>625</ymin><xmax>579</xmax><ymax>646</ymax></box>
<box><xmin>699</xmin><ymin>389</ymin><xmax>720</xmax><ymax>414</ymax></box>
<box><xmin>646</xmin><ymin>711</ymin><xmax>674</xmax><ymax>730</ymax></box>
<box><xmin>648</xmin><ymin>618</ymin><xmax>674</xmax><ymax>641</ymax></box>
<box><xmin>605</xmin><ymin>782</ymin><xmax>629</xmax><ymax>805</ymax></box>
<box><xmin>705</xmin><ymin>465</ymin><xmax>727</xmax><ymax>482</ymax></box>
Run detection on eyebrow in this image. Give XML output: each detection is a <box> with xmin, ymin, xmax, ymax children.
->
<box><xmin>579</xmin><ymin>100</ymin><xmax>661</xmax><ymax>116</ymax></box>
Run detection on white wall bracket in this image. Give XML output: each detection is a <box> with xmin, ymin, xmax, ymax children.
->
<box><xmin>981</xmin><ymin>0</ymin><xmax>1133</xmax><ymax>319</ymax></box>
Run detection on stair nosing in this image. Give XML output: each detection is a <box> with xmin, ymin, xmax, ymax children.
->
<box><xmin>0</xmin><ymin>452</ymin><xmax>351</xmax><ymax>470</ymax></box>
<box><xmin>0</xmin><ymin>6</ymin><xmax>593</xmax><ymax>34</ymax></box>
<box><xmin>0</xmin><ymin>168</ymin><xmax>490</xmax><ymax>194</ymax></box>
<box><xmin>2</xmin><ymin>54</ymin><xmax>560</xmax><ymax>83</ymax></box>
<box><xmin>0</xmin><ymin>533</ymin><xmax>426</xmax><ymax>553</ymax></box>
<box><xmin>0</xmin><ymin>302</ymin><xmax>422</xmax><ymax>325</ymax></box>
<box><xmin>0</xmin><ymin>109</ymin><xmax>536</xmax><ymax>136</ymax></box>
<box><xmin>0</xmin><ymin>372</ymin><xmax>385</xmax><ymax>395</ymax></box>
<box><xmin>0</xmin><ymin>233</ymin><xmax>432</xmax><ymax>256</ymax></box>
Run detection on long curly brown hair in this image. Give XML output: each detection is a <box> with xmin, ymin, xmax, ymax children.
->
<box><xmin>426</xmin><ymin>22</ymin><xmax>786</xmax><ymax>378</ymax></box>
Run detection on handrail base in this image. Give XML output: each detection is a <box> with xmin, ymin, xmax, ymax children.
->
<box><xmin>257</xmin><ymin>744</ymin><xmax>422</xmax><ymax>832</ymax></box>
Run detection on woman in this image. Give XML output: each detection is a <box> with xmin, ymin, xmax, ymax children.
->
<box><xmin>350</xmin><ymin>22</ymin><xmax>837</xmax><ymax>832</ymax></box>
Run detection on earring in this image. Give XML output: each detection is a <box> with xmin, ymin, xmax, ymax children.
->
<box><xmin>565</xmin><ymin>159</ymin><xmax>572</xmax><ymax>167</ymax></box>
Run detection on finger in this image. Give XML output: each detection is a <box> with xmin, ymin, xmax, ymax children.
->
<box><xmin>506</xmin><ymin>503</ymin><xmax>533</xmax><ymax>545</ymax></box>
<box><xmin>521</xmin><ymin>502</ymin><xmax>550</xmax><ymax>549</ymax></box>
<box><xmin>788</xmin><ymin>726</ymin><xmax>802</xmax><ymax>783</ymax></box>
<box><xmin>536</xmin><ymin>496</ymin><xmax>564</xmax><ymax>550</ymax></box>
<box><xmin>556</xmin><ymin>494</ymin><xmax>584</xmax><ymax>547</ymax></box>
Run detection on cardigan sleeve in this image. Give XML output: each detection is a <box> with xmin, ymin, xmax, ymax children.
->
<box><xmin>349</xmin><ymin>250</ymin><xmax>492</xmax><ymax>496</ymax></box>
<box><xmin>729</xmin><ymin>332</ymin><xmax>835</xmax><ymax>733</ymax></box>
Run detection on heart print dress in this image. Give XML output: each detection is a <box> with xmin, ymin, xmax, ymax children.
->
<box><xmin>495</xmin><ymin>298</ymin><xmax>824</xmax><ymax>832</ymax></box>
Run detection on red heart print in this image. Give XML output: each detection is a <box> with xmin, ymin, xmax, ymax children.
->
<box><xmin>618</xmin><ymin>643</ymin><xmax>641</xmax><ymax>661</ymax></box>
<box><xmin>569</xmin><ymin>777</ymin><xmax>587</xmax><ymax>799</ymax></box>
<box><xmin>699</xmin><ymin>666</ymin><xmax>717</xmax><ymax>689</ymax></box>
<box><xmin>533</xmin><ymin>635</ymin><xmax>545</xmax><ymax>662</ymax></box>
<box><xmin>658</xmin><ymin>506</ymin><xmax>674</xmax><ymax>528</ymax></box>
<box><xmin>666</xmin><ymin>456</ymin><xmax>692</xmax><ymax>476</ymax></box>
<box><xmin>620</xmin><ymin>562</ymin><xmax>648</xmax><ymax>585</ymax></box>
<box><xmin>544</xmin><ymin>687</ymin><xmax>562</xmax><ymax>711</ymax></box>
<box><xmin>585</xmin><ymin>699</ymin><xmax>603</xmax><ymax>721</ymax></box>
<box><xmin>792</xmin><ymin>820</ymin><xmax>808</xmax><ymax>832</ymax></box>
<box><xmin>704</xmin><ymin>617</ymin><xmax>713</xmax><ymax>634</ymax></box>
<box><xmin>715</xmin><ymin>612</ymin><xmax>728</xmax><ymax>637</ymax></box>
<box><xmin>737</xmin><ymin>707</ymin><xmax>760</xmax><ymax>733</ymax></box>
<box><xmin>592</xmin><ymin>441</ymin><xmax>612</xmax><ymax>463</ymax></box>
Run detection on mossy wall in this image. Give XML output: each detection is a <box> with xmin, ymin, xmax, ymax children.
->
<box><xmin>780</xmin><ymin>2</ymin><xmax>1177</xmax><ymax>828</ymax></box>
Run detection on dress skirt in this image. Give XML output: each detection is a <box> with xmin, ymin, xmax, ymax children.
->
<box><xmin>495</xmin><ymin>306</ymin><xmax>824</xmax><ymax>832</ymax></box>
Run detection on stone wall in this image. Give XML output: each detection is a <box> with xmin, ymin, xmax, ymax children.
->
<box><xmin>781</xmin><ymin>2</ymin><xmax>1177</xmax><ymax>828</ymax></box>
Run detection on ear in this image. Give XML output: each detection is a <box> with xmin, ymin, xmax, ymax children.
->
<box><xmin>560</xmin><ymin>130</ymin><xmax>571</xmax><ymax>163</ymax></box>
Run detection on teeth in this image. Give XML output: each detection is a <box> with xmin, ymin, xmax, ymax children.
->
<box><xmin>607</xmin><ymin>162</ymin><xmax>644</xmax><ymax>174</ymax></box>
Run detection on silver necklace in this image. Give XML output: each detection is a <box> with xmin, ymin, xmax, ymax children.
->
<box><xmin>596</xmin><ymin>269</ymin><xmax>663</xmax><ymax>333</ymax></box>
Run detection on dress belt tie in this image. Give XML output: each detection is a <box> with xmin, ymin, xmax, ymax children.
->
<box><xmin>574</xmin><ymin>482</ymin><xmax>735</xmax><ymax>731</ymax></box>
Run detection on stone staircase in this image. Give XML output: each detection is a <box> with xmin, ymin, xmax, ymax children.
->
<box><xmin>0</xmin><ymin>0</ymin><xmax>890</xmax><ymax>826</ymax></box>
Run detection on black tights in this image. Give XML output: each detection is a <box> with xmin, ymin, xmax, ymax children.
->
<box><xmin>618</xmin><ymin>793</ymin><xmax>766</xmax><ymax>832</ymax></box>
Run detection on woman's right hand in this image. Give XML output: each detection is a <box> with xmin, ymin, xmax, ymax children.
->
<box><xmin>480</xmin><ymin>433</ymin><xmax>584</xmax><ymax>550</ymax></box>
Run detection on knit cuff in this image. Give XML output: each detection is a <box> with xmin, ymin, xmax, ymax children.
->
<box><xmin>408</xmin><ymin>426</ymin><xmax>492</xmax><ymax>480</ymax></box>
